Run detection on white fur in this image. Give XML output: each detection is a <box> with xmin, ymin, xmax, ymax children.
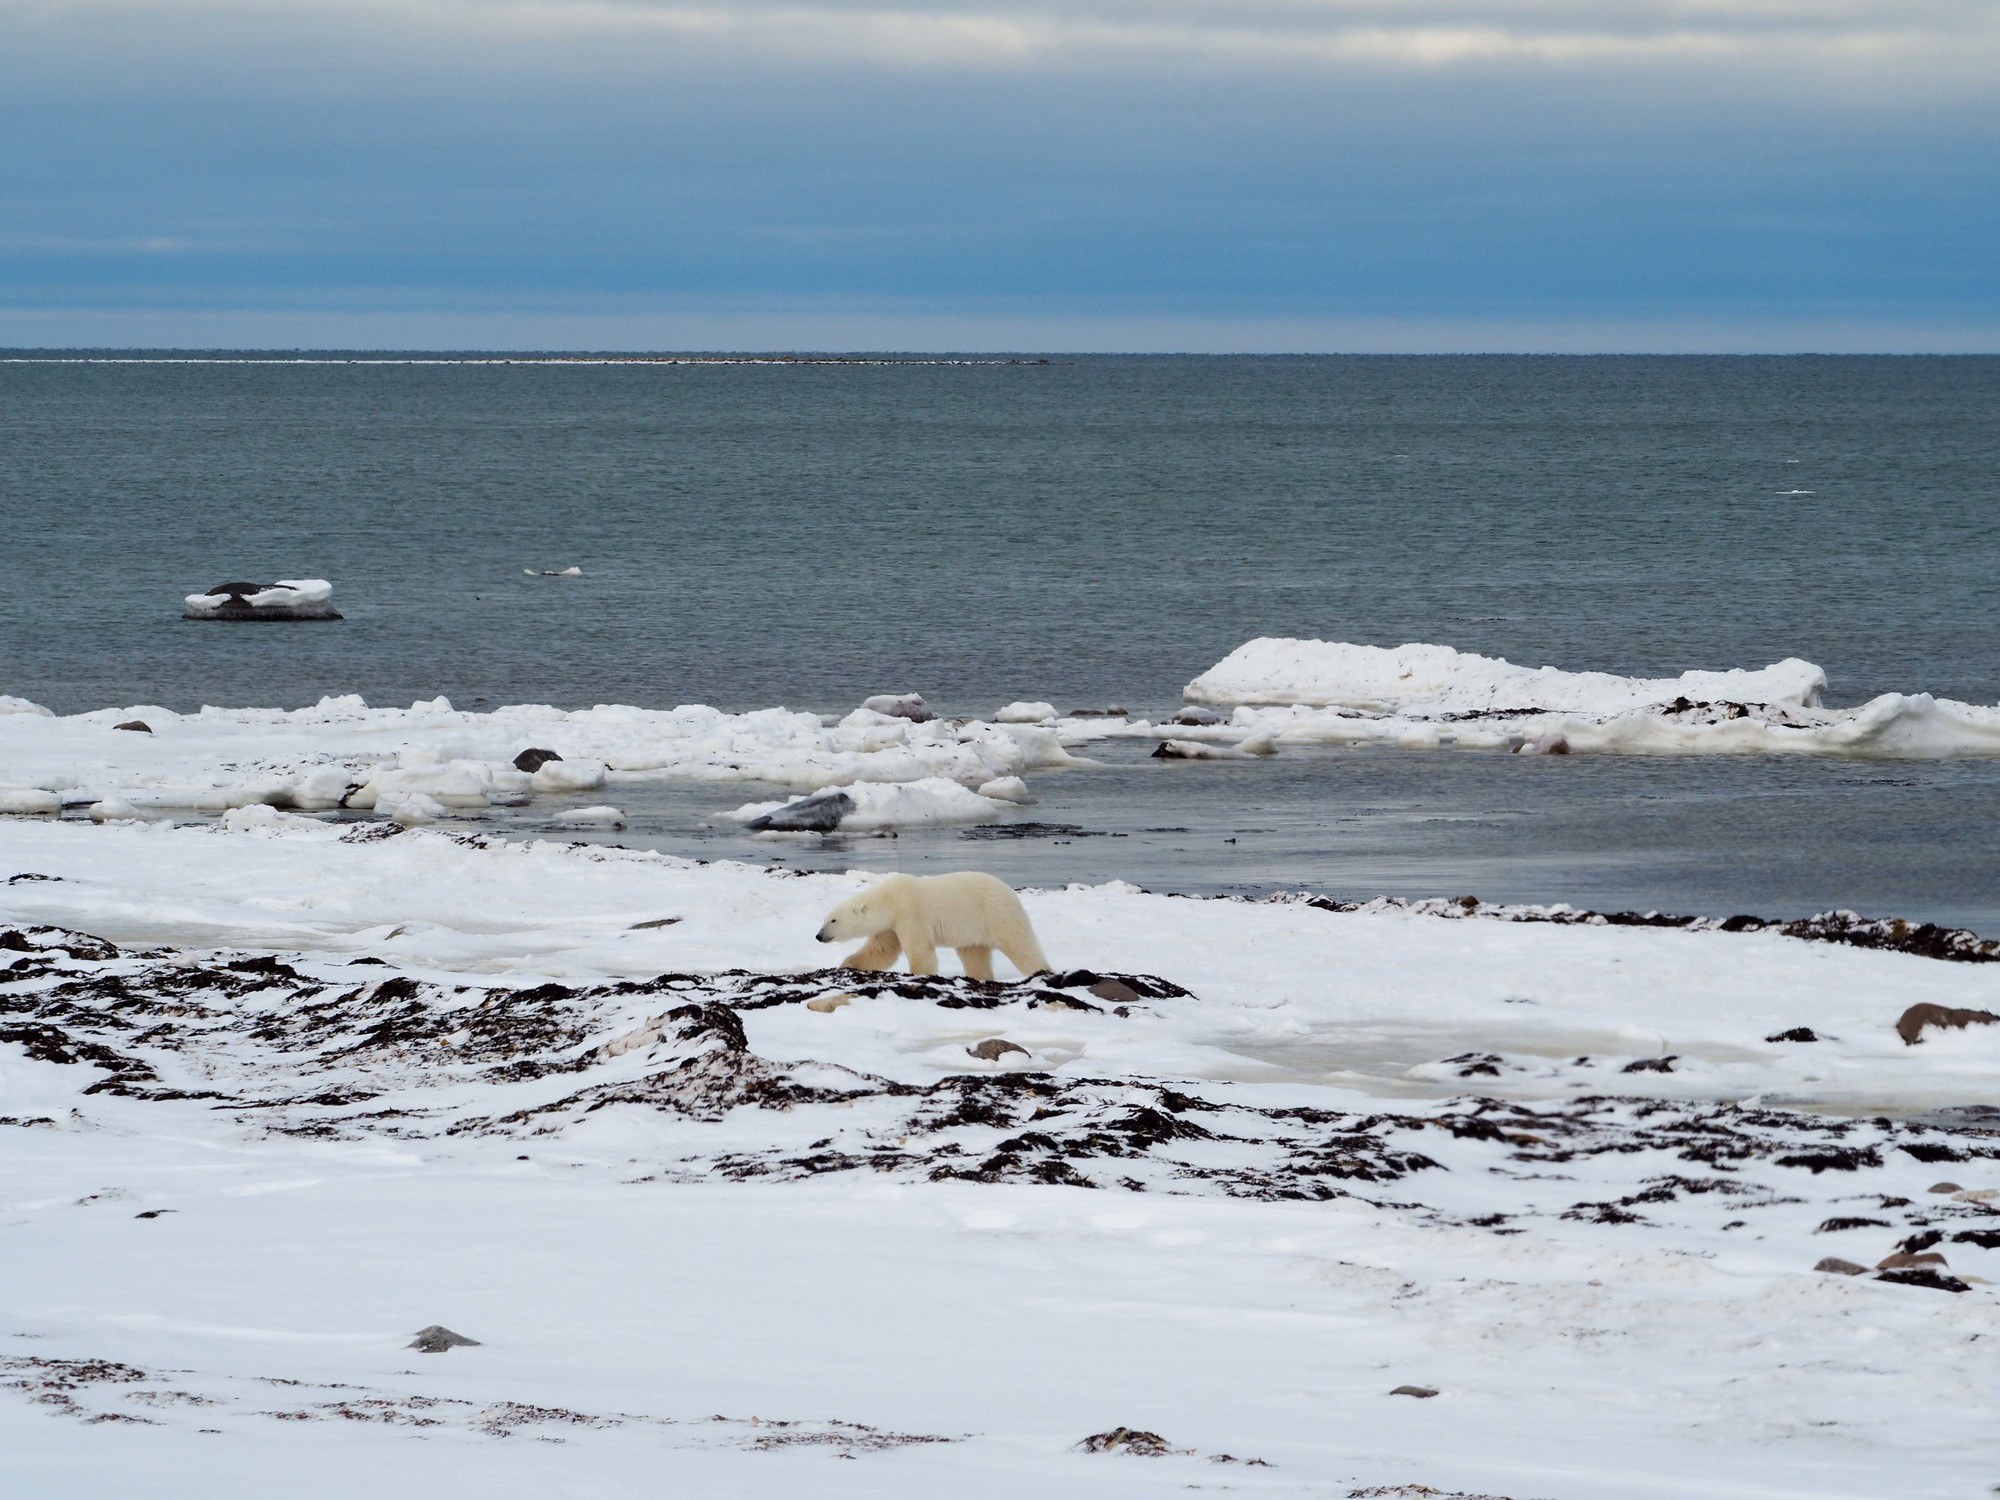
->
<box><xmin>815</xmin><ymin>871</ymin><xmax>1050</xmax><ymax>980</ymax></box>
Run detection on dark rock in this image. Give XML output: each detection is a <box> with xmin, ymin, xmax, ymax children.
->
<box><xmin>1896</xmin><ymin>1002</ymin><xmax>2000</xmax><ymax>1045</ymax></box>
<box><xmin>1077</xmin><ymin>1427</ymin><xmax>1174</xmax><ymax>1455</ymax></box>
<box><xmin>1875</xmin><ymin>1268</ymin><xmax>1971</xmax><ymax>1293</ymax></box>
<box><xmin>744</xmin><ymin>790</ymin><xmax>856</xmax><ymax>834</ymax></box>
<box><xmin>1389</xmin><ymin>1385</ymin><xmax>1440</xmax><ymax>1398</ymax></box>
<box><xmin>966</xmin><ymin>1039</ymin><xmax>1029</xmax><ymax>1062</ymax></box>
<box><xmin>628</xmin><ymin>916</ymin><xmax>682</xmax><ymax>930</ymax></box>
<box><xmin>113</xmin><ymin>721</ymin><xmax>152</xmax><ymax>734</ymax></box>
<box><xmin>1816</xmin><ymin>1216</ymin><xmax>1890</xmax><ymax>1233</ymax></box>
<box><xmin>1620</xmin><ymin>1055</ymin><xmax>1678</xmax><ymax>1074</ymax></box>
<box><xmin>1814</xmin><ymin>1257</ymin><xmax>1869</xmax><ymax>1275</ymax></box>
<box><xmin>1765</xmin><ymin>1027</ymin><xmax>1819</xmax><ymax>1043</ymax></box>
<box><xmin>408</xmin><ymin>1325</ymin><xmax>481</xmax><ymax>1353</ymax></box>
<box><xmin>513</xmin><ymin>748</ymin><xmax>563</xmax><ymax>773</ymax></box>
<box><xmin>133</xmin><ymin>1209</ymin><xmax>175</xmax><ymax>1220</ymax></box>
<box><xmin>1087</xmin><ymin>979</ymin><xmax>1144</xmax><ymax>1004</ymax></box>
<box><xmin>1930</xmin><ymin>1182</ymin><xmax>1964</xmax><ymax>1193</ymax></box>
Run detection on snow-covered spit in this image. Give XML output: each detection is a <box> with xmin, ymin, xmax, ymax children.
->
<box><xmin>1165</xmin><ymin>639</ymin><xmax>2000</xmax><ymax>758</ymax></box>
<box><xmin>5</xmin><ymin>816</ymin><xmax>2000</xmax><ymax>1498</ymax></box>
<box><xmin>0</xmin><ymin>696</ymin><xmax>1079</xmax><ymax>829</ymax></box>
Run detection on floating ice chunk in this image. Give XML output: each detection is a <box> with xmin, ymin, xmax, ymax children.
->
<box><xmin>183</xmin><ymin>579</ymin><xmax>341</xmax><ymax>621</ymax></box>
<box><xmin>524</xmin><ymin>566</ymin><xmax>584</xmax><ymax>577</ymax></box>
<box><xmin>977</xmin><ymin>775</ymin><xmax>1033</xmax><ymax>803</ymax></box>
<box><xmin>1186</xmin><ymin>639</ymin><xmax>1828</xmax><ymax>713</ymax></box>
<box><xmin>996</xmin><ymin>702</ymin><xmax>1057</xmax><ymax>723</ymax></box>
<box><xmin>0</xmin><ymin>788</ymin><xmax>62</xmax><ymax>815</ymax></box>
<box><xmin>88</xmin><ymin>797</ymin><xmax>144</xmax><ymax>822</ymax></box>
<box><xmin>532</xmin><ymin>758</ymin><xmax>607</xmax><ymax>793</ymax></box>
<box><xmin>388</xmin><ymin>792</ymin><xmax>448</xmax><ymax>825</ymax></box>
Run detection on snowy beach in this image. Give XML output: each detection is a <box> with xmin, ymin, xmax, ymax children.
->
<box><xmin>6</xmin><ymin>794</ymin><xmax>2000</xmax><ymax>1497</ymax></box>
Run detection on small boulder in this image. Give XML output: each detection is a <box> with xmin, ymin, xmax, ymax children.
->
<box><xmin>1896</xmin><ymin>1002</ymin><xmax>2000</xmax><ymax>1046</ymax></box>
<box><xmin>1088</xmin><ymin>978</ymin><xmax>1144</xmax><ymax>1004</ymax></box>
<box><xmin>1389</xmin><ymin>1385</ymin><xmax>1440</xmax><ymax>1398</ymax></box>
<box><xmin>1877</xmin><ymin>1251</ymin><xmax>1949</xmax><ymax>1270</ymax></box>
<box><xmin>966</xmin><ymin>1038</ymin><xmax>1029</xmax><ymax>1062</ymax></box>
<box><xmin>744</xmin><ymin>790</ymin><xmax>855</xmax><ymax>834</ymax></box>
<box><xmin>1929</xmin><ymin>1181</ymin><xmax>1963</xmax><ymax>1194</ymax></box>
<box><xmin>113</xmin><ymin>720</ymin><xmax>152</xmax><ymax>734</ymax></box>
<box><xmin>1076</xmin><ymin>1428</ymin><xmax>1173</xmax><ymax>1456</ymax></box>
<box><xmin>409</xmin><ymin>1325</ymin><xmax>481</xmax><ymax>1353</ymax></box>
<box><xmin>513</xmin><ymin>748</ymin><xmax>563</xmax><ymax>773</ymax></box>
<box><xmin>1765</xmin><ymin>1027</ymin><xmax>1819</xmax><ymax>1043</ymax></box>
<box><xmin>1814</xmin><ymin>1257</ymin><xmax>1869</xmax><ymax>1275</ymax></box>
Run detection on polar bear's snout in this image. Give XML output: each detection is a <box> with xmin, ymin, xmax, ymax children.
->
<box><xmin>815</xmin><ymin>922</ymin><xmax>836</xmax><ymax>943</ymax></box>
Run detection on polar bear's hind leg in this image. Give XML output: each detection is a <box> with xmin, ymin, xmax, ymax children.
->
<box><xmin>957</xmin><ymin>946</ymin><xmax>995</xmax><ymax>982</ymax></box>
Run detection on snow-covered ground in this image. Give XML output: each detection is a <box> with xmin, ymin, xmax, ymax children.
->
<box><xmin>6</xmin><ymin>817</ymin><xmax>2000</xmax><ymax>1498</ymax></box>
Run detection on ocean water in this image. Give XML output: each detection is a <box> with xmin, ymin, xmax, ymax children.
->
<box><xmin>4</xmin><ymin>353</ymin><xmax>1998</xmax><ymax>925</ymax></box>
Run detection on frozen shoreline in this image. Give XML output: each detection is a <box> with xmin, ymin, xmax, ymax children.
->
<box><xmin>4</xmin><ymin>640</ymin><xmax>1996</xmax><ymax>844</ymax></box>
<box><xmin>4</xmin><ymin>817</ymin><xmax>2000</xmax><ymax>1496</ymax></box>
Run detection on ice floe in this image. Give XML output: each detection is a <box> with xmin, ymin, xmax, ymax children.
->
<box><xmin>1164</xmin><ymin>639</ymin><xmax>2000</xmax><ymax>759</ymax></box>
<box><xmin>0</xmin><ymin>695</ymin><xmax>1080</xmax><ymax>824</ymax></box>
<box><xmin>182</xmin><ymin>578</ymin><xmax>341</xmax><ymax>621</ymax></box>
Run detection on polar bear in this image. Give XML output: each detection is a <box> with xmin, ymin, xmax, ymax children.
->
<box><xmin>815</xmin><ymin>871</ymin><xmax>1049</xmax><ymax>980</ymax></box>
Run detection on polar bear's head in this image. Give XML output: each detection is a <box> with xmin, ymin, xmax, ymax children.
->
<box><xmin>815</xmin><ymin>880</ymin><xmax>899</xmax><ymax>943</ymax></box>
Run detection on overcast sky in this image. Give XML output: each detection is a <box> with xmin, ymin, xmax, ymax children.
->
<box><xmin>2</xmin><ymin>0</ymin><xmax>1995</xmax><ymax>350</ymax></box>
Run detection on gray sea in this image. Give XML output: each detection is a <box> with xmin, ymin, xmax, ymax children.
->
<box><xmin>3</xmin><ymin>353</ymin><xmax>1997</xmax><ymax>927</ymax></box>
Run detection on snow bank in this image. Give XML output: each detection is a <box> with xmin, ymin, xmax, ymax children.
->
<box><xmin>1186</xmin><ymin>638</ymin><xmax>1829</xmax><ymax>713</ymax></box>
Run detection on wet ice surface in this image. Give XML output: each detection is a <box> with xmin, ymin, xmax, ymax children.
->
<box><xmin>477</xmin><ymin>740</ymin><xmax>2000</xmax><ymax>934</ymax></box>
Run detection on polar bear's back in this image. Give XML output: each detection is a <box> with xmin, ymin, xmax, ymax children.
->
<box><xmin>910</xmin><ymin>871</ymin><xmax>1029</xmax><ymax>947</ymax></box>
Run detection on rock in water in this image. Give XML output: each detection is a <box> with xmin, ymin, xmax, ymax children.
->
<box><xmin>743</xmin><ymin>790</ymin><xmax>856</xmax><ymax>834</ymax></box>
<box><xmin>513</xmin><ymin>747</ymin><xmax>563</xmax><ymax>773</ymax></box>
<box><xmin>183</xmin><ymin>579</ymin><xmax>341</xmax><ymax>622</ymax></box>
<box><xmin>861</xmin><ymin>693</ymin><xmax>935</xmax><ymax>723</ymax></box>
<box><xmin>408</xmin><ymin>1325</ymin><xmax>480</xmax><ymax>1353</ymax></box>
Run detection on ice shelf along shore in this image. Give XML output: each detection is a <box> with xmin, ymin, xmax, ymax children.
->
<box><xmin>2</xmin><ymin>637</ymin><xmax>2000</xmax><ymax>840</ymax></box>
<box><xmin>4</xmin><ymin>817</ymin><xmax>2000</xmax><ymax>1498</ymax></box>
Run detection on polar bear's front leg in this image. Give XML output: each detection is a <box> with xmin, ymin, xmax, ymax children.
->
<box><xmin>842</xmin><ymin>932</ymin><xmax>902</xmax><ymax>971</ymax></box>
